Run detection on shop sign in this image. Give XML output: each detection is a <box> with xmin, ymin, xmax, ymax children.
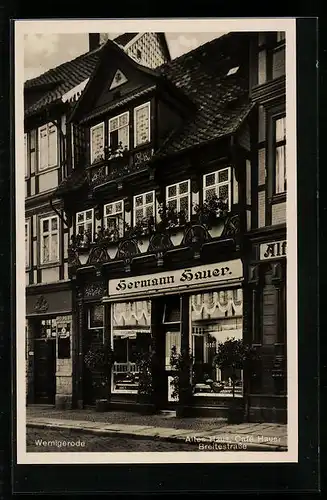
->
<box><xmin>108</xmin><ymin>259</ymin><xmax>243</xmax><ymax>298</ymax></box>
<box><xmin>56</xmin><ymin>315</ymin><xmax>72</xmax><ymax>338</ymax></box>
<box><xmin>259</xmin><ymin>240</ymin><xmax>287</xmax><ymax>261</ymax></box>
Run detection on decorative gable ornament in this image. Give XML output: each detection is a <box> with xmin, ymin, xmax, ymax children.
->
<box><xmin>109</xmin><ymin>70</ymin><xmax>128</xmax><ymax>90</ymax></box>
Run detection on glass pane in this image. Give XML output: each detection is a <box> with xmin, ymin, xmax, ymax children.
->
<box><xmin>115</xmin><ymin>201</ymin><xmax>123</xmax><ymax>213</ymax></box>
<box><xmin>218</xmin><ymin>169</ymin><xmax>229</xmax><ymax>183</ymax></box>
<box><xmin>118</xmin><ymin>126</ymin><xmax>129</xmax><ymax>150</ymax></box>
<box><xmin>167</xmin><ymin>185</ymin><xmax>177</xmax><ymax>198</ymax></box>
<box><xmin>135</xmin><ymin>105</ymin><xmax>150</xmax><ymax>145</ymax></box>
<box><xmin>105</xmin><ymin>204</ymin><xmax>113</xmax><ymax>216</ymax></box>
<box><xmin>179</xmin><ymin>196</ymin><xmax>189</xmax><ymax>213</ymax></box>
<box><xmin>204</xmin><ymin>187</ymin><xmax>217</xmax><ymax>201</ymax></box>
<box><xmin>50</xmin><ymin>234</ymin><xmax>58</xmax><ymax>261</ymax></box>
<box><xmin>272</xmin><ymin>47</ymin><xmax>285</xmax><ymax>79</ymax></box>
<box><xmin>168</xmin><ymin>199</ymin><xmax>177</xmax><ymax>211</ymax></box>
<box><xmin>42</xmin><ymin>235</ymin><xmax>50</xmax><ymax>263</ymax></box>
<box><xmin>51</xmin><ymin>217</ymin><xmax>58</xmax><ymax>231</ymax></box>
<box><xmin>276</xmin><ymin>117</ymin><xmax>286</xmax><ymax>142</ymax></box>
<box><xmin>77</xmin><ymin>213</ymin><xmax>84</xmax><ymax>223</ymax></box>
<box><xmin>78</xmin><ymin>224</ymin><xmax>84</xmax><ymax>234</ymax></box>
<box><xmin>110</xmin><ymin>117</ymin><xmax>119</xmax><ymax>131</ymax></box>
<box><xmin>42</xmin><ymin>219</ymin><xmax>49</xmax><ymax>232</ymax></box>
<box><xmin>135</xmin><ymin>208</ymin><xmax>144</xmax><ymax>222</ymax></box>
<box><xmin>86</xmin><ymin>210</ymin><xmax>93</xmax><ymax>220</ymax></box>
<box><xmin>119</xmin><ymin>113</ymin><xmax>129</xmax><ymax>127</ymax></box>
<box><xmin>135</xmin><ymin>195</ymin><xmax>143</xmax><ymax>207</ymax></box>
<box><xmin>218</xmin><ymin>184</ymin><xmax>229</xmax><ymax>201</ymax></box>
<box><xmin>86</xmin><ymin>222</ymin><xmax>92</xmax><ymax>234</ymax></box>
<box><xmin>145</xmin><ymin>192</ymin><xmax>153</xmax><ymax>204</ymax></box>
<box><xmin>89</xmin><ymin>304</ymin><xmax>103</xmax><ymax>328</ymax></box>
<box><xmin>275</xmin><ymin>145</ymin><xmax>286</xmax><ymax>193</ymax></box>
<box><xmin>145</xmin><ymin>205</ymin><xmax>154</xmax><ymax>217</ymax></box>
<box><xmin>205</xmin><ymin>173</ymin><xmax>215</xmax><ymax>187</ymax></box>
<box><xmin>179</xmin><ymin>181</ymin><xmax>189</xmax><ymax>195</ymax></box>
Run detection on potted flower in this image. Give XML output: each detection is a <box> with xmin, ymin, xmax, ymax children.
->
<box><xmin>157</xmin><ymin>204</ymin><xmax>188</xmax><ymax>232</ymax></box>
<box><xmin>170</xmin><ymin>345</ymin><xmax>194</xmax><ymax>416</ymax></box>
<box><xmin>84</xmin><ymin>341</ymin><xmax>114</xmax><ymax>412</ymax></box>
<box><xmin>136</xmin><ymin>351</ymin><xmax>156</xmax><ymax>414</ymax></box>
<box><xmin>194</xmin><ymin>195</ymin><xmax>229</xmax><ymax>228</ymax></box>
<box><xmin>213</xmin><ymin>338</ymin><xmax>259</xmax><ymax>424</ymax></box>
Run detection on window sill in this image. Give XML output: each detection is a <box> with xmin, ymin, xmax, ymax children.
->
<box><xmin>38</xmin><ymin>261</ymin><xmax>60</xmax><ymax>269</ymax></box>
<box><xmin>36</xmin><ymin>165</ymin><xmax>59</xmax><ymax>175</ymax></box>
<box><xmin>271</xmin><ymin>192</ymin><xmax>286</xmax><ymax>204</ymax></box>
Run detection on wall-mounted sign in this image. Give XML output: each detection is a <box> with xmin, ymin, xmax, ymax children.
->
<box><xmin>260</xmin><ymin>240</ymin><xmax>287</xmax><ymax>261</ymax></box>
<box><xmin>108</xmin><ymin>260</ymin><xmax>243</xmax><ymax>299</ymax></box>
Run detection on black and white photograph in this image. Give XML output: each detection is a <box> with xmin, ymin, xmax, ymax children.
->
<box><xmin>15</xmin><ymin>18</ymin><xmax>297</xmax><ymax>464</ymax></box>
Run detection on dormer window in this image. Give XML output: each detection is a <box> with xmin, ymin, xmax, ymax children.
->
<box><xmin>109</xmin><ymin>112</ymin><xmax>129</xmax><ymax>152</ymax></box>
<box><xmin>134</xmin><ymin>102</ymin><xmax>150</xmax><ymax>147</ymax></box>
<box><xmin>90</xmin><ymin>122</ymin><xmax>104</xmax><ymax>164</ymax></box>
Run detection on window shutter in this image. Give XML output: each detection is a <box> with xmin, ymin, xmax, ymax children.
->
<box><xmin>39</xmin><ymin>126</ymin><xmax>48</xmax><ymax>170</ymax></box>
<box><xmin>48</xmin><ymin>123</ymin><xmax>58</xmax><ymax>167</ymax></box>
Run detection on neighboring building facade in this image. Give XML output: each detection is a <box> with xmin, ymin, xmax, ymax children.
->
<box><xmin>246</xmin><ymin>31</ymin><xmax>287</xmax><ymax>422</ymax></box>
<box><xmin>24</xmin><ymin>33</ymin><xmax>171</xmax><ymax>408</ymax></box>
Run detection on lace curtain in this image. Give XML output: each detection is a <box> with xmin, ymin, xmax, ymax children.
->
<box><xmin>112</xmin><ymin>300</ymin><xmax>151</xmax><ymax>327</ymax></box>
<box><xmin>191</xmin><ymin>289</ymin><xmax>243</xmax><ymax>319</ymax></box>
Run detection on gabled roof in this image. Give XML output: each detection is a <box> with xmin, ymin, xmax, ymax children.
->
<box><xmin>24</xmin><ymin>32</ymin><xmax>170</xmax><ymax>119</ymax></box>
<box><xmin>154</xmin><ymin>32</ymin><xmax>253</xmax><ymax>157</ymax></box>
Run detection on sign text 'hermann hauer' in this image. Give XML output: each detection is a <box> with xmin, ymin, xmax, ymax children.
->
<box><xmin>108</xmin><ymin>259</ymin><xmax>243</xmax><ymax>298</ymax></box>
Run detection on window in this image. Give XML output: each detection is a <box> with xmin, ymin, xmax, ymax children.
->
<box><xmin>76</xmin><ymin>209</ymin><xmax>94</xmax><ymax>240</ymax></box>
<box><xmin>134</xmin><ymin>102</ymin><xmax>150</xmax><ymax>147</ymax></box>
<box><xmin>111</xmin><ymin>300</ymin><xmax>151</xmax><ymax>393</ymax></box>
<box><xmin>191</xmin><ymin>290</ymin><xmax>243</xmax><ymax>398</ymax></box>
<box><xmin>38</xmin><ymin>122</ymin><xmax>58</xmax><ymax>171</ymax></box>
<box><xmin>88</xmin><ymin>304</ymin><xmax>104</xmax><ymax>329</ymax></box>
<box><xmin>104</xmin><ymin>200</ymin><xmax>124</xmax><ymax>238</ymax></box>
<box><xmin>25</xmin><ymin>220</ymin><xmax>30</xmax><ymax>268</ymax></box>
<box><xmin>40</xmin><ymin>215</ymin><xmax>59</xmax><ymax>264</ymax></box>
<box><xmin>133</xmin><ymin>190</ymin><xmax>155</xmax><ymax>225</ymax></box>
<box><xmin>163</xmin><ymin>295</ymin><xmax>181</xmax><ymax>324</ymax></box>
<box><xmin>277</xmin><ymin>31</ymin><xmax>286</xmax><ymax>43</ymax></box>
<box><xmin>109</xmin><ymin>112</ymin><xmax>129</xmax><ymax>152</ymax></box>
<box><xmin>38</xmin><ymin>318</ymin><xmax>57</xmax><ymax>339</ymax></box>
<box><xmin>90</xmin><ymin>122</ymin><xmax>104</xmax><ymax>164</ymax></box>
<box><xmin>24</xmin><ymin>133</ymin><xmax>28</xmax><ymax>177</ymax></box>
<box><xmin>203</xmin><ymin>167</ymin><xmax>231</xmax><ymax>210</ymax></box>
<box><xmin>274</xmin><ymin>116</ymin><xmax>286</xmax><ymax>194</ymax></box>
<box><xmin>166</xmin><ymin>180</ymin><xmax>191</xmax><ymax>220</ymax></box>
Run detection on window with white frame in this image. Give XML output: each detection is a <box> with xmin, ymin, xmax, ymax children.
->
<box><xmin>134</xmin><ymin>102</ymin><xmax>150</xmax><ymax>147</ymax></box>
<box><xmin>40</xmin><ymin>215</ymin><xmax>59</xmax><ymax>264</ymax></box>
<box><xmin>166</xmin><ymin>180</ymin><xmax>191</xmax><ymax>220</ymax></box>
<box><xmin>25</xmin><ymin>220</ymin><xmax>30</xmax><ymax>268</ymax></box>
<box><xmin>133</xmin><ymin>191</ymin><xmax>155</xmax><ymax>225</ymax></box>
<box><xmin>109</xmin><ymin>112</ymin><xmax>129</xmax><ymax>152</ymax></box>
<box><xmin>203</xmin><ymin>168</ymin><xmax>232</xmax><ymax>210</ymax></box>
<box><xmin>76</xmin><ymin>209</ymin><xmax>94</xmax><ymax>240</ymax></box>
<box><xmin>38</xmin><ymin>122</ymin><xmax>58</xmax><ymax>171</ymax></box>
<box><xmin>274</xmin><ymin>115</ymin><xmax>286</xmax><ymax>194</ymax></box>
<box><xmin>24</xmin><ymin>133</ymin><xmax>28</xmax><ymax>177</ymax></box>
<box><xmin>90</xmin><ymin>122</ymin><xmax>104</xmax><ymax>164</ymax></box>
<box><xmin>104</xmin><ymin>200</ymin><xmax>124</xmax><ymax>238</ymax></box>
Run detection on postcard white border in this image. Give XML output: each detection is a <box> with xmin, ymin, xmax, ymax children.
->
<box><xmin>15</xmin><ymin>17</ymin><xmax>297</xmax><ymax>465</ymax></box>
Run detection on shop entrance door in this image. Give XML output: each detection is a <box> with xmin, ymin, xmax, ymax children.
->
<box><xmin>33</xmin><ymin>338</ymin><xmax>56</xmax><ymax>404</ymax></box>
<box><xmin>163</xmin><ymin>330</ymin><xmax>181</xmax><ymax>409</ymax></box>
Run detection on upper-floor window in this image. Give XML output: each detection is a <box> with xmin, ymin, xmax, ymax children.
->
<box><xmin>90</xmin><ymin>122</ymin><xmax>104</xmax><ymax>164</ymax></box>
<box><xmin>24</xmin><ymin>133</ymin><xmax>28</xmax><ymax>178</ymax></box>
<box><xmin>109</xmin><ymin>112</ymin><xmax>129</xmax><ymax>152</ymax></box>
<box><xmin>25</xmin><ymin>220</ymin><xmax>30</xmax><ymax>268</ymax></box>
<box><xmin>76</xmin><ymin>209</ymin><xmax>94</xmax><ymax>240</ymax></box>
<box><xmin>104</xmin><ymin>200</ymin><xmax>124</xmax><ymax>238</ymax></box>
<box><xmin>38</xmin><ymin>122</ymin><xmax>58</xmax><ymax>171</ymax></box>
<box><xmin>166</xmin><ymin>180</ymin><xmax>191</xmax><ymax>220</ymax></box>
<box><xmin>133</xmin><ymin>190</ymin><xmax>155</xmax><ymax>225</ymax></box>
<box><xmin>203</xmin><ymin>167</ymin><xmax>232</xmax><ymax>210</ymax></box>
<box><xmin>274</xmin><ymin>116</ymin><xmax>286</xmax><ymax>194</ymax></box>
<box><xmin>134</xmin><ymin>102</ymin><xmax>150</xmax><ymax>147</ymax></box>
<box><xmin>40</xmin><ymin>215</ymin><xmax>59</xmax><ymax>264</ymax></box>
<box><xmin>272</xmin><ymin>32</ymin><xmax>286</xmax><ymax>80</ymax></box>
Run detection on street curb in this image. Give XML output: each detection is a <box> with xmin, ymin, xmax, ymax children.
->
<box><xmin>26</xmin><ymin>422</ymin><xmax>287</xmax><ymax>452</ymax></box>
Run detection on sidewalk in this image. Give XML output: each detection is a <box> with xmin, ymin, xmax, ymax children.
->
<box><xmin>26</xmin><ymin>406</ymin><xmax>288</xmax><ymax>451</ymax></box>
